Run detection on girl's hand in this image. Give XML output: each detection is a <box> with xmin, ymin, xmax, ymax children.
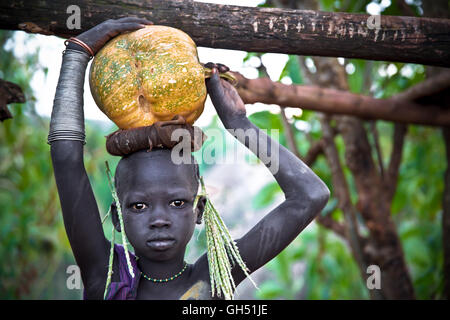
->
<box><xmin>205</xmin><ymin>63</ymin><xmax>246</xmax><ymax>123</ymax></box>
<box><xmin>75</xmin><ymin>17</ymin><xmax>153</xmax><ymax>55</ymax></box>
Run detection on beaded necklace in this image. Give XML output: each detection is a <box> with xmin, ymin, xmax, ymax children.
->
<box><xmin>139</xmin><ymin>261</ymin><xmax>188</xmax><ymax>283</ymax></box>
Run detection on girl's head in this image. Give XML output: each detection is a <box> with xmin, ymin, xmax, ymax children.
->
<box><xmin>110</xmin><ymin>148</ymin><xmax>206</xmax><ymax>261</ymax></box>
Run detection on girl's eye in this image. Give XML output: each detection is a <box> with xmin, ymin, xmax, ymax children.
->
<box><xmin>132</xmin><ymin>203</ymin><xmax>147</xmax><ymax>211</ymax></box>
<box><xmin>170</xmin><ymin>200</ymin><xmax>185</xmax><ymax>208</ymax></box>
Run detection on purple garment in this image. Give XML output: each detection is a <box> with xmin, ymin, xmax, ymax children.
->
<box><xmin>83</xmin><ymin>244</ymin><xmax>141</xmax><ymax>300</ymax></box>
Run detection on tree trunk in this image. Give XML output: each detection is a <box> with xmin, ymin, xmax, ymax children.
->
<box><xmin>0</xmin><ymin>0</ymin><xmax>449</xmax><ymax>67</ymax></box>
<box><xmin>336</xmin><ymin>115</ymin><xmax>415</xmax><ymax>299</ymax></box>
<box><xmin>274</xmin><ymin>0</ymin><xmax>416</xmax><ymax>299</ymax></box>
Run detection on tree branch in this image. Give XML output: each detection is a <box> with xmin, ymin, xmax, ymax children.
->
<box><xmin>370</xmin><ymin>121</ymin><xmax>385</xmax><ymax>178</ymax></box>
<box><xmin>280</xmin><ymin>108</ymin><xmax>302</xmax><ymax>159</ymax></box>
<box><xmin>319</xmin><ymin>115</ymin><xmax>370</xmax><ymax>267</ymax></box>
<box><xmin>316</xmin><ymin>214</ymin><xmax>347</xmax><ymax>239</ymax></box>
<box><xmin>233</xmin><ymin>71</ymin><xmax>450</xmax><ymax>126</ymax></box>
<box><xmin>384</xmin><ymin>123</ymin><xmax>408</xmax><ymax>203</ymax></box>
<box><xmin>276</xmin><ymin>104</ymin><xmax>348</xmax><ymax>240</ymax></box>
<box><xmin>0</xmin><ymin>79</ymin><xmax>26</xmax><ymax>121</ymax></box>
<box><xmin>1</xmin><ymin>0</ymin><xmax>449</xmax><ymax>67</ymax></box>
<box><xmin>303</xmin><ymin>139</ymin><xmax>324</xmax><ymax>166</ymax></box>
<box><xmin>395</xmin><ymin>69</ymin><xmax>450</xmax><ymax>101</ymax></box>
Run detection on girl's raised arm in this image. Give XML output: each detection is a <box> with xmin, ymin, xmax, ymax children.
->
<box><xmin>48</xmin><ymin>18</ymin><xmax>152</xmax><ymax>298</ymax></box>
<box><xmin>205</xmin><ymin>66</ymin><xmax>330</xmax><ymax>286</ymax></box>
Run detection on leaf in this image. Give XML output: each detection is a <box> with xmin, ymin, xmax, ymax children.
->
<box><xmin>347</xmin><ymin>59</ymin><xmax>367</xmax><ymax>94</ymax></box>
<box><xmin>319</xmin><ymin>0</ymin><xmax>335</xmax><ymax>11</ymax></box>
<box><xmin>248</xmin><ymin>111</ymin><xmax>283</xmax><ymax>131</ymax></box>
<box><xmin>256</xmin><ymin>281</ymin><xmax>284</xmax><ymax>299</ymax></box>
<box><xmin>252</xmin><ymin>181</ymin><xmax>281</xmax><ymax>210</ymax></box>
<box><xmin>243</xmin><ymin>52</ymin><xmax>260</xmax><ymax>63</ymax></box>
<box><xmin>279</xmin><ymin>55</ymin><xmax>303</xmax><ymax>84</ymax></box>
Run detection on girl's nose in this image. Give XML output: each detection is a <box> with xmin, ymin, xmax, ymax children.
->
<box><xmin>149</xmin><ymin>218</ymin><xmax>171</xmax><ymax>229</ymax></box>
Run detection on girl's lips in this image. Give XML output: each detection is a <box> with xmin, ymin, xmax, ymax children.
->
<box><xmin>146</xmin><ymin>239</ymin><xmax>176</xmax><ymax>251</ymax></box>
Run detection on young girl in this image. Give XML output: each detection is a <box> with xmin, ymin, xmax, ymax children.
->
<box><xmin>48</xmin><ymin>17</ymin><xmax>330</xmax><ymax>300</ymax></box>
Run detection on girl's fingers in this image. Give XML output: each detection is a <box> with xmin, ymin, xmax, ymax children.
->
<box><xmin>207</xmin><ymin>67</ymin><xmax>220</xmax><ymax>83</ymax></box>
<box><xmin>116</xmin><ymin>17</ymin><xmax>153</xmax><ymax>25</ymax></box>
<box><xmin>204</xmin><ymin>62</ymin><xmax>216</xmax><ymax>69</ymax></box>
<box><xmin>206</xmin><ymin>68</ymin><xmax>223</xmax><ymax>97</ymax></box>
<box><xmin>205</xmin><ymin>62</ymin><xmax>230</xmax><ymax>74</ymax></box>
<box><xmin>115</xmin><ymin>22</ymin><xmax>148</xmax><ymax>33</ymax></box>
<box><xmin>217</xmin><ymin>63</ymin><xmax>230</xmax><ymax>73</ymax></box>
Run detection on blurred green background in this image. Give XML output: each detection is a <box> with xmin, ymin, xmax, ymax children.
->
<box><xmin>0</xmin><ymin>0</ymin><xmax>446</xmax><ymax>299</ymax></box>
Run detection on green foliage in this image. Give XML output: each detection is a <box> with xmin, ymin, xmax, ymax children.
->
<box><xmin>319</xmin><ymin>0</ymin><xmax>371</xmax><ymax>12</ymax></box>
<box><xmin>252</xmin><ymin>182</ymin><xmax>281</xmax><ymax>210</ymax></box>
<box><xmin>382</xmin><ymin>0</ymin><xmax>422</xmax><ymax>16</ymax></box>
<box><xmin>393</xmin><ymin>125</ymin><xmax>445</xmax><ymax>299</ymax></box>
<box><xmin>252</xmin><ymin>0</ymin><xmax>444</xmax><ymax>301</ymax></box>
<box><xmin>0</xmin><ymin>31</ymin><xmax>117</xmax><ymax>299</ymax></box>
<box><xmin>248</xmin><ymin>111</ymin><xmax>284</xmax><ymax>136</ymax></box>
<box><xmin>279</xmin><ymin>55</ymin><xmax>303</xmax><ymax>84</ymax></box>
<box><xmin>252</xmin><ymin>118</ymin><xmax>445</xmax><ymax>300</ymax></box>
<box><xmin>347</xmin><ymin>59</ymin><xmax>368</xmax><ymax>94</ymax></box>
<box><xmin>256</xmin><ymin>225</ymin><xmax>369</xmax><ymax>299</ymax></box>
<box><xmin>0</xmin><ymin>30</ymin><xmax>59</xmax><ymax>298</ymax></box>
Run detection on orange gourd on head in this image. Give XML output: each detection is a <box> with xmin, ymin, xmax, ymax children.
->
<box><xmin>89</xmin><ymin>25</ymin><xmax>207</xmax><ymax>130</ymax></box>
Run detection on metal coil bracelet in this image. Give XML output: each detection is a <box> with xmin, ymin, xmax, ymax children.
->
<box><xmin>47</xmin><ymin>49</ymin><xmax>90</xmax><ymax>145</ymax></box>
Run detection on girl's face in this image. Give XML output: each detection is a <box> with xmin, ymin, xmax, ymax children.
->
<box><xmin>114</xmin><ymin>150</ymin><xmax>202</xmax><ymax>262</ymax></box>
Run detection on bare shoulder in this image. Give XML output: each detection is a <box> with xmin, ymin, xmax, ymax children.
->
<box><xmin>190</xmin><ymin>253</ymin><xmax>210</xmax><ymax>285</ymax></box>
<box><xmin>181</xmin><ymin>253</ymin><xmax>213</xmax><ymax>300</ymax></box>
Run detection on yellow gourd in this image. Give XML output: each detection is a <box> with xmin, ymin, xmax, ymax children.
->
<box><xmin>89</xmin><ymin>25</ymin><xmax>207</xmax><ymax>130</ymax></box>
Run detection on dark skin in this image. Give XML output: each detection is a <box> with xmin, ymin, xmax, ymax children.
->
<box><xmin>51</xmin><ymin>18</ymin><xmax>330</xmax><ymax>300</ymax></box>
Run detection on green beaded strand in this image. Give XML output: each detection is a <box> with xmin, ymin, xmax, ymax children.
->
<box><xmin>103</xmin><ymin>161</ymin><xmax>137</xmax><ymax>300</ymax></box>
<box><xmin>105</xmin><ymin>161</ymin><xmax>135</xmax><ymax>279</ymax></box>
<box><xmin>103</xmin><ymin>224</ymin><xmax>115</xmax><ymax>299</ymax></box>
<box><xmin>195</xmin><ymin>176</ymin><xmax>258</xmax><ymax>300</ymax></box>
